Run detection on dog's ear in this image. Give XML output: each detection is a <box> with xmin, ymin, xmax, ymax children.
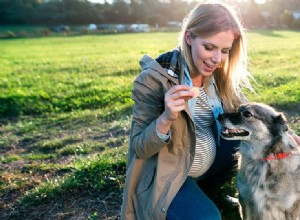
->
<box><xmin>272</xmin><ymin>113</ymin><xmax>288</xmax><ymax>132</ymax></box>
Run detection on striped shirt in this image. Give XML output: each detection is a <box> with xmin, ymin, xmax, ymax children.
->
<box><xmin>188</xmin><ymin>87</ymin><xmax>216</xmax><ymax>178</ymax></box>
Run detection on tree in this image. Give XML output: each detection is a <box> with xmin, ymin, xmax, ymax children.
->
<box><xmin>280</xmin><ymin>10</ymin><xmax>294</xmax><ymax>27</ymax></box>
<box><xmin>1</xmin><ymin>0</ymin><xmax>300</xmax><ymax>29</ymax></box>
<box><xmin>241</xmin><ymin>0</ymin><xmax>265</xmax><ymax>28</ymax></box>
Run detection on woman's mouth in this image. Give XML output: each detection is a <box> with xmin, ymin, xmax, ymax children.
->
<box><xmin>203</xmin><ymin>61</ymin><xmax>215</xmax><ymax>72</ymax></box>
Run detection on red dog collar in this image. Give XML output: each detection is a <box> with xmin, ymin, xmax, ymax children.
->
<box><xmin>262</xmin><ymin>152</ymin><xmax>290</xmax><ymax>161</ymax></box>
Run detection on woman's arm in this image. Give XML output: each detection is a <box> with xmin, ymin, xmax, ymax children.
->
<box><xmin>130</xmin><ymin>72</ymin><xmax>193</xmax><ymax>159</ymax></box>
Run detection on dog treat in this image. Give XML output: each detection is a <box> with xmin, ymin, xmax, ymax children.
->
<box><xmin>190</xmin><ymin>87</ymin><xmax>200</xmax><ymax>98</ymax></box>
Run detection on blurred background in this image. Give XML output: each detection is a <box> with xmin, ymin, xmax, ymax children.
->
<box><xmin>1</xmin><ymin>0</ymin><xmax>300</xmax><ymax>38</ymax></box>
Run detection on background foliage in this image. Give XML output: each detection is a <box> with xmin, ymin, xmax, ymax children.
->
<box><xmin>1</xmin><ymin>0</ymin><xmax>300</xmax><ymax>29</ymax></box>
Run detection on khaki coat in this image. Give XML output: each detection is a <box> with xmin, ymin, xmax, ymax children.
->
<box><xmin>120</xmin><ymin>55</ymin><xmax>196</xmax><ymax>220</ymax></box>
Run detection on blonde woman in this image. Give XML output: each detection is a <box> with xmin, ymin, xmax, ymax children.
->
<box><xmin>121</xmin><ymin>1</ymin><xmax>299</xmax><ymax>219</ymax></box>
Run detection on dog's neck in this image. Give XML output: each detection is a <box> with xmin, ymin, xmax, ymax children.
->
<box><xmin>262</xmin><ymin>133</ymin><xmax>299</xmax><ymax>161</ymax></box>
<box><xmin>262</xmin><ymin>152</ymin><xmax>291</xmax><ymax>161</ymax></box>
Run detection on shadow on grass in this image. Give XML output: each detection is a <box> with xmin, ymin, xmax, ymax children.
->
<box><xmin>273</xmin><ymin>102</ymin><xmax>300</xmax><ymax>115</ymax></box>
<box><xmin>0</xmin><ymin>88</ymin><xmax>132</xmax><ymax>118</ymax></box>
<box><xmin>0</xmin><ymin>103</ymin><xmax>132</xmax><ymax>134</ymax></box>
<box><xmin>251</xmin><ymin>30</ymin><xmax>286</xmax><ymax>38</ymax></box>
<box><xmin>1</xmin><ymin>151</ymin><xmax>126</xmax><ymax>220</ymax></box>
<box><xmin>1</xmin><ymin>141</ymin><xmax>242</xmax><ymax>219</ymax></box>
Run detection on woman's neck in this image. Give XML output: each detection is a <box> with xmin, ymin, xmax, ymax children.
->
<box><xmin>192</xmin><ymin>75</ymin><xmax>204</xmax><ymax>87</ymax></box>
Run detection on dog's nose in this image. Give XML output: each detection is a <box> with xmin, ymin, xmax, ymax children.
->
<box><xmin>218</xmin><ymin>114</ymin><xmax>224</xmax><ymax>121</ymax></box>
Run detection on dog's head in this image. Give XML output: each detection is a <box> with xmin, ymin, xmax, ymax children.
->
<box><xmin>218</xmin><ymin>102</ymin><xmax>288</xmax><ymax>144</ymax></box>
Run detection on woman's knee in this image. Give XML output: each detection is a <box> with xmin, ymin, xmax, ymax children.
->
<box><xmin>167</xmin><ymin>206</ymin><xmax>221</xmax><ymax>220</ymax></box>
<box><xmin>167</xmin><ymin>177</ymin><xmax>221</xmax><ymax>220</ymax></box>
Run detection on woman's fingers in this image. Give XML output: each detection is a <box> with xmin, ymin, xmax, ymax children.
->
<box><xmin>167</xmin><ymin>85</ymin><xmax>194</xmax><ymax>100</ymax></box>
<box><xmin>288</xmin><ymin>130</ymin><xmax>300</xmax><ymax>146</ymax></box>
<box><xmin>165</xmin><ymin>100</ymin><xmax>186</xmax><ymax>113</ymax></box>
<box><xmin>165</xmin><ymin>96</ymin><xmax>185</xmax><ymax>106</ymax></box>
<box><xmin>162</xmin><ymin>85</ymin><xmax>195</xmax><ymax>122</ymax></box>
<box><xmin>293</xmin><ymin>134</ymin><xmax>300</xmax><ymax>146</ymax></box>
<box><xmin>166</xmin><ymin>85</ymin><xmax>195</xmax><ymax>104</ymax></box>
<box><xmin>156</xmin><ymin>85</ymin><xmax>197</xmax><ymax>134</ymax></box>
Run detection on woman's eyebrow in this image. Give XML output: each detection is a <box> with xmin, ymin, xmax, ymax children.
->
<box><xmin>202</xmin><ymin>41</ymin><xmax>232</xmax><ymax>50</ymax></box>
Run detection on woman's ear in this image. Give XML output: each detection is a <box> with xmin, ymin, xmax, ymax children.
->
<box><xmin>185</xmin><ymin>30</ymin><xmax>192</xmax><ymax>46</ymax></box>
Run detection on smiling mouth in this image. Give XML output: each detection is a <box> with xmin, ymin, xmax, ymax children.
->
<box><xmin>221</xmin><ymin>127</ymin><xmax>250</xmax><ymax>138</ymax></box>
<box><xmin>204</xmin><ymin>61</ymin><xmax>214</xmax><ymax>68</ymax></box>
<box><xmin>203</xmin><ymin>61</ymin><xmax>218</xmax><ymax>70</ymax></box>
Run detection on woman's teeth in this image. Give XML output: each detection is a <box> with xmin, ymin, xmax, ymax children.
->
<box><xmin>204</xmin><ymin>62</ymin><xmax>213</xmax><ymax>68</ymax></box>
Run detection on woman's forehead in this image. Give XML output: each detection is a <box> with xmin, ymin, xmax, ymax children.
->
<box><xmin>201</xmin><ymin>30</ymin><xmax>235</xmax><ymax>48</ymax></box>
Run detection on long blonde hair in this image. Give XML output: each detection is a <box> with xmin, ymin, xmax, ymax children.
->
<box><xmin>179</xmin><ymin>0</ymin><xmax>253</xmax><ymax>112</ymax></box>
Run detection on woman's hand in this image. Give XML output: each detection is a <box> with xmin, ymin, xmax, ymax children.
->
<box><xmin>156</xmin><ymin>85</ymin><xmax>194</xmax><ymax>134</ymax></box>
<box><xmin>288</xmin><ymin>129</ymin><xmax>300</xmax><ymax>146</ymax></box>
<box><xmin>293</xmin><ymin>133</ymin><xmax>300</xmax><ymax>146</ymax></box>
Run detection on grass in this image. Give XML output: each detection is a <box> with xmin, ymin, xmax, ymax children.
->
<box><xmin>0</xmin><ymin>33</ymin><xmax>177</xmax><ymax>116</ymax></box>
<box><xmin>0</xmin><ymin>30</ymin><xmax>299</xmax><ymax>219</ymax></box>
<box><xmin>246</xmin><ymin>30</ymin><xmax>300</xmax><ymax>108</ymax></box>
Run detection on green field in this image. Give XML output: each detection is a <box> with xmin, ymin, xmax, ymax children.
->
<box><xmin>0</xmin><ymin>30</ymin><xmax>300</xmax><ymax>219</ymax></box>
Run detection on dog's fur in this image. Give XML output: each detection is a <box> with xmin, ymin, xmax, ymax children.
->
<box><xmin>218</xmin><ymin>102</ymin><xmax>300</xmax><ymax>220</ymax></box>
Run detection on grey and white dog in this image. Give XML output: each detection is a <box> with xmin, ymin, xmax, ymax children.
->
<box><xmin>218</xmin><ymin>102</ymin><xmax>300</xmax><ymax>220</ymax></box>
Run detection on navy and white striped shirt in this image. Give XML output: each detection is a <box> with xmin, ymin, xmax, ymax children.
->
<box><xmin>188</xmin><ymin>87</ymin><xmax>216</xmax><ymax>178</ymax></box>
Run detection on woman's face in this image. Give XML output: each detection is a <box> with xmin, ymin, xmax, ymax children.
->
<box><xmin>185</xmin><ymin>29</ymin><xmax>235</xmax><ymax>77</ymax></box>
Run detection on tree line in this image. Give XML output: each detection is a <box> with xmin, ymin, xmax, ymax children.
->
<box><xmin>0</xmin><ymin>0</ymin><xmax>300</xmax><ymax>28</ymax></box>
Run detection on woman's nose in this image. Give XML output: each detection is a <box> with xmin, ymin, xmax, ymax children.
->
<box><xmin>212</xmin><ymin>50</ymin><xmax>221</xmax><ymax>64</ymax></box>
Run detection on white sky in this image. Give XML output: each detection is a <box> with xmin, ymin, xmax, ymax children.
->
<box><xmin>254</xmin><ymin>0</ymin><xmax>266</xmax><ymax>4</ymax></box>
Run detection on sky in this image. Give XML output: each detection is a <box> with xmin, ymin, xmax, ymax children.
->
<box><xmin>254</xmin><ymin>0</ymin><xmax>266</xmax><ymax>4</ymax></box>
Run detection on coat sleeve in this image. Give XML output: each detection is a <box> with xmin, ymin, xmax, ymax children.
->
<box><xmin>129</xmin><ymin>69</ymin><xmax>170</xmax><ymax>159</ymax></box>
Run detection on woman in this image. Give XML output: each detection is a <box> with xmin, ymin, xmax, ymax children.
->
<box><xmin>121</xmin><ymin>1</ymin><xmax>300</xmax><ymax>220</ymax></box>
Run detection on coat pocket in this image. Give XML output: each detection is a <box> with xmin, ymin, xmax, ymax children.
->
<box><xmin>136</xmin><ymin>167</ymin><xmax>156</xmax><ymax>196</ymax></box>
<box><xmin>133</xmin><ymin>167</ymin><xmax>156</xmax><ymax>218</ymax></box>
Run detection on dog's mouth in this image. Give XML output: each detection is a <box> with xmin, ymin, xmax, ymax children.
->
<box><xmin>221</xmin><ymin>126</ymin><xmax>250</xmax><ymax>138</ymax></box>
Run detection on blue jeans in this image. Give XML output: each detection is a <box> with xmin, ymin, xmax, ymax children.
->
<box><xmin>167</xmin><ymin>138</ymin><xmax>239</xmax><ymax>220</ymax></box>
<box><xmin>167</xmin><ymin>176</ymin><xmax>221</xmax><ymax>220</ymax></box>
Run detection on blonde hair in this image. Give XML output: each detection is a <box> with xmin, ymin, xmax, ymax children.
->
<box><xmin>179</xmin><ymin>0</ymin><xmax>253</xmax><ymax>112</ymax></box>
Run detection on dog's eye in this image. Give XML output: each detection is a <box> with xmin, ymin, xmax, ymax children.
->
<box><xmin>242</xmin><ymin>111</ymin><xmax>253</xmax><ymax>118</ymax></box>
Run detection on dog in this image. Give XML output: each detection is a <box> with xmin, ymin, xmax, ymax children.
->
<box><xmin>218</xmin><ymin>102</ymin><xmax>300</xmax><ymax>220</ymax></box>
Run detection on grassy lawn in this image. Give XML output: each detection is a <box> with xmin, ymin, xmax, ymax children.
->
<box><xmin>0</xmin><ymin>30</ymin><xmax>299</xmax><ymax>219</ymax></box>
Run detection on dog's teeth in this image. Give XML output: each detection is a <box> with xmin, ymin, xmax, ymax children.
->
<box><xmin>221</xmin><ymin>127</ymin><xmax>250</xmax><ymax>138</ymax></box>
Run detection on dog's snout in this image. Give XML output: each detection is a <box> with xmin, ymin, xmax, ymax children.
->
<box><xmin>218</xmin><ymin>114</ymin><xmax>224</xmax><ymax>121</ymax></box>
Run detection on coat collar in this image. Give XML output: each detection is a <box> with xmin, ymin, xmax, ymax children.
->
<box><xmin>139</xmin><ymin>50</ymin><xmax>193</xmax><ymax>120</ymax></box>
<box><xmin>139</xmin><ymin>52</ymin><xmax>182</xmax><ymax>86</ymax></box>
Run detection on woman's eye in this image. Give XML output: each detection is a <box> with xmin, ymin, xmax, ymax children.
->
<box><xmin>204</xmin><ymin>45</ymin><xmax>213</xmax><ymax>51</ymax></box>
<box><xmin>242</xmin><ymin>111</ymin><xmax>253</xmax><ymax>118</ymax></box>
<box><xmin>221</xmin><ymin>49</ymin><xmax>230</xmax><ymax>54</ymax></box>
